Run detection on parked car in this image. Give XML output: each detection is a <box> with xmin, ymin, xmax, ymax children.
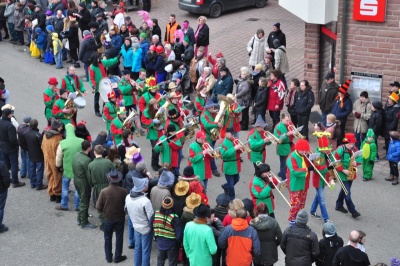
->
<box><xmin>178</xmin><ymin>0</ymin><xmax>268</xmax><ymax>18</ymax></box>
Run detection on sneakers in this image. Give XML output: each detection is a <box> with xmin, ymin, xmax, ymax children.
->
<box><xmin>12</xmin><ymin>181</ymin><xmax>26</xmax><ymax>188</ymax></box>
<box><xmin>81</xmin><ymin>223</ymin><xmax>97</xmax><ymax>229</ymax></box>
<box><xmin>335</xmin><ymin>206</ymin><xmax>348</xmax><ymax>213</ymax></box>
<box><xmin>55</xmin><ymin>206</ymin><xmax>68</xmax><ymax>211</ymax></box>
<box><xmin>310</xmin><ymin>213</ymin><xmax>322</xmax><ymax>220</ymax></box>
<box><xmin>324</xmin><ymin>219</ymin><xmax>332</xmax><ymax>223</ymax></box>
<box><xmin>114</xmin><ymin>255</ymin><xmax>127</xmax><ymax>263</ymax></box>
<box><xmin>352</xmin><ymin>211</ymin><xmax>361</xmax><ymax>218</ymax></box>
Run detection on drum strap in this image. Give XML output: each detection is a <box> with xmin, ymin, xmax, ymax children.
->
<box><xmin>66</xmin><ymin>75</ymin><xmax>80</xmax><ymax>91</ymax></box>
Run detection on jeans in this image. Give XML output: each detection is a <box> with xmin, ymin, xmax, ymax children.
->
<box><xmin>222</xmin><ymin>174</ymin><xmax>240</xmax><ymax>200</ymax></box>
<box><xmin>104</xmin><ymin>219</ymin><xmax>125</xmax><ymax>262</ymax></box>
<box><xmin>7</xmin><ymin>22</ymin><xmax>17</xmax><ymax>40</ymax></box>
<box><xmin>310</xmin><ymin>186</ymin><xmax>329</xmax><ymax>221</ymax></box>
<box><xmin>2</xmin><ymin>151</ymin><xmax>19</xmax><ymax>184</ymax></box>
<box><xmin>61</xmin><ymin>176</ymin><xmax>80</xmax><ymax>209</ymax></box>
<box><xmin>94</xmin><ymin>92</ymin><xmax>100</xmax><ymax>113</ymax></box>
<box><xmin>29</xmin><ymin>161</ymin><xmax>44</xmax><ymax>188</ymax></box>
<box><xmin>278</xmin><ymin>155</ymin><xmax>287</xmax><ymax>181</ymax></box>
<box><xmin>55</xmin><ymin>52</ymin><xmax>63</xmax><ymax>68</ymax></box>
<box><xmin>127</xmin><ymin>216</ymin><xmax>135</xmax><ymax>247</ymax></box>
<box><xmin>84</xmin><ymin>63</ymin><xmax>89</xmax><ymax>82</ymax></box>
<box><xmin>150</xmin><ymin>140</ymin><xmax>160</xmax><ymax>167</ymax></box>
<box><xmin>157</xmin><ymin>244</ymin><xmax>179</xmax><ymax>266</ymax></box>
<box><xmin>201</xmin><ymin>179</ymin><xmax>208</xmax><ymax>191</ymax></box>
<box><xmin>269</xmin><ymin>110</ymin><xmax>281</xmax><ymax>128</ymax></box>
<box><xmin>210</xmin><ymin>141</ymin><xmax>217</xmax><ymax>172</ymax></box>
<box><xmin>20</xmin><ymin>149</ymin><xmax>30</xmax><ymax>177</ymax></box>
<box><xmin>134</xmin><ymin>230</ymin><xmax>154</xmax><ymax>266</ymax></box>
<box><xmin>335</xmin><ymin>181</ymin><xmax>356</xmax><ymax>214</ymax></box>
<box><xmin>0</xmin><ymin>189</ymin><xmax>8</xmax><ymax>230</ymax></box>
<box><xmin>354</xmin><ymin>131</ymin><xmax>365</xmax><ymax>150</ymax></box>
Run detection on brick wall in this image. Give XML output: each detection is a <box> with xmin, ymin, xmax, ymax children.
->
<box><xmin>304</xmin><ymin>24</ymin><xmax>320</xmax><ymax>97</ymax></box>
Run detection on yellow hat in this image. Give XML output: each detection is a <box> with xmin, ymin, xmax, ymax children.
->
<box><xmin>185</xmin><ymin>192</ymin><xmax>201</xmax><ymax>209</ymax></box>
<box><xmin>125</xmin><ymin>146</ymin><xmax>141</xmax><ymax>160</ymax></box>
<box><xmin>174</xmin><ymin>180</ymin><xmax>189</xmax><ymax>196</ymax></box>
<box><xmin>389</xmin><ymin>92</ymin><xmax>399</xmax><ymax>103</ymax></box>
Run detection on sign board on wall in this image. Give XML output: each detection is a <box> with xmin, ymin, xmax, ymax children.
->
<box><xmin>350</xmin><ymin>72</ymin><xmax>382</xmax><ymax>104</ymax></box>
<box><xmin>353</xmin><ymin>0</ymin><xmax>387</xmax><ymax>22</ymax></box>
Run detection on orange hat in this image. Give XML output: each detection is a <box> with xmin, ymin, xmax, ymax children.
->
<box><xmin>196</xmin><ymin>130</ymin><xmax>206</xmax><ymax>139</ymax></box>
<box><xmin>107</xmin><ymin>91</ymin><xmax>116</xmax><ymax>99</ymax></box>
<box><xmin>389</xmin><ymin>92</ymin><xmax>399</xmax><ymax>103</ymax></box>
<box><xmin>339</xmin><ymin>79</ymin><xmax>352</xmax><ymax>94</ymax></box>
<box><xmin>342</xmin><ymin>133</ymin><xmax>356</xmax><ymax>144</ymax></box>
<box><xmin>294</xmin><ymin>139</ymin><xmax>310</xmax><ymax>152</ymax></box>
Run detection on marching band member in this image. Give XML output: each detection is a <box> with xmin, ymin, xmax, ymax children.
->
<box><xmin>110</xmin><ymin>107</ymin><xmax>127</xmax><ymax>145</ymax></box>
<box><xmin>165</xmin><ymin>109</ymin><xmax>185</xmax><ymax>174</ymax></box>
<box><xmin>154</xmin><ymin>124</ymin><xmax>183</xmax><ymax>177</ymax></box>
<box><xmin>142</xmin><ymin>98</ymin><xmax>164</xmax><ymax>171</ymax></box>
<box><xmin>194</xmin><ymin>85</ymin><xmax>208</xmax><ymax>116</ymax></box>
<box><xmin>102</xmin><ymin>92</ymin><xmax>118</xmax><ymax>140</ymax></box>
<box><xmin>200</xmin><ymin>98</ymin><xmax>222</xmax><ymax>177</ymax></box>
<box><xmin>52</xmin><ymin>89</ymin><xmax>73</xmax><ymax>126</ymax></box>
<box><xmin>247</xmin><ymin>115</ymin><xmax>271</xmax><ymax>169</ymax></box>
<box><xmin>222</xmin><ymin>94</ymin><xmax>242</xmax><ymax>138</ymax></box>
<box><xmin>136</xmin><ymin>69</ymin><xmax>147</xmax><ymax>102</ymax></box>
<box><xmin>286</xmin><ymin>139</ymin><xmax>312</xmax><ymax>223</ymax></box>
<box><xmin>310</xmin><ymin>132</ymin><xmax>334</xmax><ymax>223</ymax></box>
<box><xmin>188</xmin><ymin>130</ymin><xmax>213</xmax><ymax>191</ymax></box>
<box><xmin>138</xmin><ymin>77</ymin><xmax>165</xmax><ymax>113</ymax></box>
<box><xmin>249</xmin><ymin>163</ymin><xmax>278</xmax><ymax>218</ymax></box>
<box><xmin>168</xmin><ymin>91</ymin><xmax>189</xmax><ymax>117</ymax></box>
<box><xmin>44</xmin><ymin>77</ymin><xmax>60</xmax><ymax>124</ymax></box>
<box><xmin>274</xmin><ymin>113</ymin><xmax>294</xmax><ymax>181</ymax></box>
<box><xmin>119</xmin><ymin>69</ymin><xmax>137</xmax><ymax>115</ymax></box>
<box><xmin>220</xmin><ymin>127</ymin><xmax>244</xmax><ymax>200</ymax></box>
<box><xmin>333</xmin><ymin>133</ymin><xmax>362</xmax><ymax>219</ymax></box>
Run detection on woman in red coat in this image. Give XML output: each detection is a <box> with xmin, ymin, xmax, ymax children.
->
<box><xmin>267</xmin><ymin>69</ymin><xmax>286</xmax><ymax>127</ymax></box>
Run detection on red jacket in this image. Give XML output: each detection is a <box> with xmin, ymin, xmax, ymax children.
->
<box><xmin>267</xmin><ymin>79</ymin><xmax>286</xmax><ymax>111</ymax></box>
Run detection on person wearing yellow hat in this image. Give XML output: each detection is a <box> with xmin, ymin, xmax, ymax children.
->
<box><xmin>110</xmin><ymin>107</ymin><xmax>127</xmax><ymax>145</ymax></box>
<box><xmin>383</xmin><ymin>92</ymin><xmax>400</xmax><ymax>156</ymax></box>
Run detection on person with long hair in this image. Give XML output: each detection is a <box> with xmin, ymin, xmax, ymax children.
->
<box><xmin>75</xmin><ymin>121</ymin><xmax>92</xmax><ymax>141</ymax></box>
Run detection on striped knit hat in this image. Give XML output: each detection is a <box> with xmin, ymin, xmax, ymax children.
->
<box><xmin>162</xmin><ymin>197</ymin><xmax>174</xmax><ymax>210</ymax></box>
<box><xmin>339</xmin><ymin>79</ymin><xmax>352</xmax><ymax>94</ymax></box>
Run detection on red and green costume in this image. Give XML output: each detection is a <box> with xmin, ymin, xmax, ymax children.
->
<box><xmin>136</xmin><ymin>78</ymin><xmax>146</xmax><ymax>102</ymax></box>
<box><xmin>221</xmin><ymin>102</ymin><xmax>242</xmax><ymax>138</ymax></box>
<box><xmin>139</xmin><ymin>91</ymin><xmax>164</xmax><ymax>113</ymax></box>
<box><xmin>274</xmin><ymin>122</ymin><xmax>294</xmax><ymax>156</ymax></box>
<box><xmin>110</xmin><ymin>117</ymin><xmax>124</xmax><ymax>145</ymax></box>
<box><xmin>119</xmin><ymin>77</ymin><xmax>135</xmax><ymax>106</ymax></box>
<box><xmin>102</xmin><ymin>101</ymin><xmax>118</xmax><ymax>131</ymax></box>
<box><xmin>154</xmin><ymin>135</ymin><xmax>182</xmax><ymax>168</ymax></box>
<box><xmin>200</xmin><ymin>110</ymin><xmax>219</xmax><ymax>143</ymax></box>
<box><xmin>333</xmin><ymin>145</ymin><xmax>362</xmax><ymax>181</ymax></box>
<box><xmin>360</xmin><ymin>129</ymin><xmax>377</xmax><ymax>179</ymax></box>
<box><xmin>220</xmin><ymin>137</ymin><xmax>243</xmax><ymax>175</ymax></box>
<box><xmin>43</xmin><ymin>87</ymin><xmax>59</xmax><ymax>120</ymax></box>
<box><xmin>194</xmin><ymin>95</ymin><xmax>206</xmax><ymax>115</ymax></box>
<box><xmin>142</xmin><ymin>108</ymin><xmax>164</xmax><ymax>140</ymax></box>
<box><xmin>188</xmin><ymin>141</ymin><xmax>212</xmax><ymax>181</ymax></box>
<box><xmin>89</xmin><ymin>58</ymin><xmax>119</xmax><ymax>91</ymax></box>
<box><xmin>247</xmin><ymin>129</ymin><xmax>271</xmax><ymax>164</ymax></box>
<box><xmin>52</xmin><ymin>98</ymin><xmax>71</xmax><ymax>125</ymax></box>
<box><xmin>249</xmin><ymin>175</ymin><xmax>279</xmax><ymax>215</ymax></box>
<box><xmin>165</xmin><ymin>118</ymin><xmax>186</xmax><ymax>144</ymax></box>
<box><xmin>61</xmin><ymin>75</ymin><xmax>86</xmax><ymax>93</ymax></box>
<box><xmin>312</xmin><ymin>149</ymin><xmax>330</xmax><ymax>189</ymax></box>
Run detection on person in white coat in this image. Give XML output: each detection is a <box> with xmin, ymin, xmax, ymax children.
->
<box><xmin>247</xmin><ymin>29</ymin><xmax>268</xmax><ymax>70</ymax></box>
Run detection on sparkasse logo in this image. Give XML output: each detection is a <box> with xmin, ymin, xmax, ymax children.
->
<box><xmin>353</xmin><ymin>0</ymin><xmax>387</xmax><ymax>22</ymax></box>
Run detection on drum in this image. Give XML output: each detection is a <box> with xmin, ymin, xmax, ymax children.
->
<box><xmin>73</xmin><ymin>97</ymin><xmax>87</xmax><ymax>109</ymax></box>
<box><xmin>99</xmin><ymin>78</ymin><xmax>112</xmax><ymax>103</ymax></box>
<box><xmin>109</xmin><ymin>76</ymin><xmax>121</xmax><ymax>99</ymax></box>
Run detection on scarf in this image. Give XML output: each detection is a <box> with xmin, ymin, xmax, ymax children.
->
<box><xmin>285</xmin><ymin>87</ymin><xmax>297</xmax><ymax>107</ymax></box>
<box><xmin>335</xmin><ymin>95</ymin><xmax>344</xmax><ymax>108</ymax></box>
<box><xmin>195</xmin><ymin>24</ymin><xmax>203</xmax><ymax>41</ymax></box>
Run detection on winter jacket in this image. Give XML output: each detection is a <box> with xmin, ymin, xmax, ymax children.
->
<box><xmin>154</xmin><ymin>54</ymin><xmax>166</xmax><ymax>73</ymax></box>
<box><xmin>383</xmin><ymin>103</ymin><xmax>400</xmax><ymax>137</ymax></box>
<box><xmin>251</xmin><ymin>70</ymin><xmax>266</xmax><ymax>100</ymax></box>
<box><xmin>332</xmin><ymin>245</ymin><xmax>370</xmax><ymax>266</ymax></box>
<box><xmin>17</xmin><ymin>124</ymin><xmax>30</xmax><ymax>151</ymax></box>
<box><xmin>280</xmin><ymin>223</ymin><xmax>320</xmax><ymax>266</ymax></box>
<box><xmin>189</xmin><ymin>56</ymin><xmax>207</xmax><ymax>83</ymax></box>
<box><xmin>253</xmin><ymin>86</ymin><xmax>268</xmax><ymax>114</ymax></box>
<box><xmin>318</xmin><ymin>81</ymin><xmax>339</xmax><ymax>113</ymax></box>
<box><xmin>35</xmin><ymin>31</ymin><xmax>46</xmax><ymax>49</ymax></box>
<box><xmin>78</xmin><ymin>35</ymin><xmax>96</xmax><ymax>64</ymax></box>
<box><xmin>235</xmin><ymin>77</ymin><xmax>252</xmax><ymax>108</ymax></box>
<box><xmin>247</xmin><ymin>34</ymin><xmax>267</xmax><ymax>66</ymax></box>
<box><xmin>4</xmin><ymin>3</ymin><xmax>15</xmax><ymax>23</ymax></box>
<box><xmin>0</xmin><ymin>4</ymin><xmax>7</xmax><ymax>22</ymax></box>
<box><xmin>52</xmin><ymin>16</ymin><xmax>64</xmax><ymax>35</ymax></box>
<box><xmin>218</xmin><ymin>218</ymin><xmax>261</xmax><ymax>266</ymax></box>
<box><xmin>64</xmin><ymin>24</ymin><xmax>79</xmax><ymax>50</ymax></box>
<box><xmin>331</xmin><ymin>95</ymin><xmax>353</xmax><ymax>122</ymax></box>
<box><xmin>369</xmin><ymin>107</ymin><xmax>384</xmax><ymax>138</ymax></box>
<box><xmin>181</xmin><ymin>44</ymin><xmax>194</xmax><ymax>66</ymax></box>
<box><xmin>96</xmin><ymin>184</ymin><xmax>128</xmax><ymax>222</ymax></box>
<box><xmin>267</xmin><ymin>29</ymin><xmax>286</xmax><ymax>49</ymax></box>
<box><xmin>140</xmin><ymin>39</ymin><xmax>149</xmax><ymax>60</ymax></box>
<box><xmin>316</xmin><ymin>234</ymin><xmax>344</xmax><ymax>266</ymax></box>
<box><xmin>150</xmin><ymin>184</ymin><xmax>171</xmax><ymax>212</ymax></box>
<box><xmin>152</xmin><ymin>24</ymin><xmax>162</xmax><ymax>42</ymax></box>
<box><xmin>72</xmin><ymin>151</ymin><xmax>91</xmax><ymax>184</ymax></box>
<box><xmin>183</xmin><ymin>26</ymin><xmax>195</xmax><ymax>47</ymax></box>
<box><xmin>77</xmin><ymin>7</ymin><xmax>91</xmax><ymax>32</ymax></box>
<box><xmin>352</xmin><ymin>98</ymin><xmax>371</xmax><ymax>134</ymax></box>
<box><xmin>387</xmin><ymin>139</ymin><xmax>400</xmax><ymax>162</ymax></box>
<box><xmin>267</xmin><ymin>78</ymin><xmax>286</xmax><ymax>111</ymax></box>
<box><xmin>153</xmin><ymin>209</ymin><xmax>183</xmax><ymax>250</ymax></box>
<box><xmin>33</xmin><ymin>9</ymin><xmax>46</xmax><ymax>31</ymax></box>
<box><xmin>24</xmin><ymin>128</ymin><xmax>44</xmax><ymax>163</ymax></box>
<box><xmin>42</xmin><ymin>129</ymin><xmax>63</xmax><ymax>164</ymax></box>
<box><xmin>194</xmin><ymin>23</ymin><xmax>209</xmax><ymax>47</ymax></box>
<box><xmin>125</xmin><ymin>192</ymin><xmax>154</xmax><ymax>234</ymax></box>
<box><xmin>274</xmin><ymin>45</ymin><xmax>289</xmax><ymax>74</ymax></box>
<box><xmin>173</xmin><ymin>42</ymin><xmax>185</xmax><ymax>61</ymax></box>
<box><xmin>213</xmin><ymin>74</ymin><xmax>233</xmax><ymax>96</ymax></box>
<box><xmin>97</xmin><ymin>18</ymin><xmax>108</xmax><ymax>33</ymax></box>
<box><xmin>111</xmin><ymin>34</ymin><xmax>122</xmax><ymax>50</ymax></box>
<box><xmin>0</xmin><ymin>161</ymin><xmax>11</xmax><ymax>193</ymax></box>
<box><xmin>250</xmin><ymin>215</ymin><xmax>282</xmax><ymax>266</ymax></box>
<box><xmin>144</xmin><ymin>52</ymin><xmax>157</xmax><ymax>73</ymax></box>
<box><xmin>13</xmin><ymin>9</ymin><xmax>24</xmax><ymax>31</ymax></box>
<box><xmin>51</xmin><ymin>1</ymin><xmax>64</xmax><ymax>14</ymax></box>
<box><xmin>51</xmin><ymin>32</ymin><xmax>63</xmax><ymax>55</ymax></box>
<box><xmin>120</xmin><ymin>44</ymin><xmax>133</xmax><ymax>67</ymax></box>
<box><xmin>123</xmin><ymin>169</ymin><xmax>143</xmax><ymax>193</ymax></box>
<box><xmin>0</xmin><ymin>116</ymin><xmax>19</xmax><ymax>153</ymax></box>
<box><xmin>294</xmin><ymin>86</ymin><xmax>315</xmax><ymax>115</ymax></box>
<box><xmin>89</xmin><ymin>133</ymin><xmax>110</xmax><ymax>159</ymax></box>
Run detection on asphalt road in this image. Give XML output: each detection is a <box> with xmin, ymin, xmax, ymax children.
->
<box><xmin>0</xmin><ymin>1</ymin><xmax>399</xmax><ymax>265</ymax></box>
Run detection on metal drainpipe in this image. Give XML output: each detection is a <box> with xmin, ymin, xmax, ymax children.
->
<box><xmin>340</xmin><ymin>0</ymin><xmax>349</xmax><ymax>84</ymax></box>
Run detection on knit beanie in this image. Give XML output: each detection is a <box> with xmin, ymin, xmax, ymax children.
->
<box><xmin>323</xmin><ymin>221</ymin><xmax>336</xmax><ymax>235</ymax></box>
<box><xmin>296</xmin><ymin>209</ymin><xmax>308</xmax><ymax>224</ymax></box>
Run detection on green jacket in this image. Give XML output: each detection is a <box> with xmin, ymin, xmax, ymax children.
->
<box><xmin>189</xmin><ymin>141</ymin><xmax>211</xmax><ymax>181</ymax></box>
<box><xmin>53</xmin><ymin>98</ymin><xmax>71</xmax><ymax>126</ymax></box>
<box><xmin>200</xmin><ymin>110</ymin><xmax>219</xmax><ymax>143</ymax></box>
<box><xmin>89</xmin><ymin>57</ymin><xmax>119</xmax><ymax>91</ymax></box>
<box><xmin>59</xmin><ymin>124</ymin><xmax>84</xmax><ymax>179</ymax></box>
<box><xmin>62</xmin><ymin>75</ymin><xmax>86</xmax><ymax>93</ymax></box>
<box><xmin>248</xmin><ymin>129</ymin><xmax>271</xmax><ymax>163</ymax></box>
<box><xmin>119</xmin><ymin>77</ymin><xmax>134</xmax><ymax>106</ymax></box>
<box><xmin>88</xmin><ymin>157</ymin><xmax>115</xmax><ymax>187</ymax></box>
<box><xmin>154</xmin><ymin>135</ymin><xmax>182</xmax><ymax>167</ymax></box>
<box><xmin>111</xmin><ymin>117</ymin><xmax>124</xmax><ymax>145</ymax></box>
<box><xmin>286</xmin><ymin>151</ymin><xmax>309</xmax><ymax>191</ymax></box>
<box><xmin>333</xmin><ymin>145</ymin><xmax>362</xmax><ymax>181</ymax></box>
<box><xmin>102</xmin><ymin>101</ymin><xmax>118</xmax><ymax>131</ymax></box>
<box><xmin>43</xmin><ymin>87</ymin><xmax>56</xmax><ymax>119</ymax></box>
<box><xmin>220</xmin><ymin>138</ymin><xmax>241</xmax><ymax>175</ymax></box>
<box><xmin>143</xmin><ymin>108</ymin><xmax>163</xmax><ymax>140</ymax></box>
<box><xmin>72</xmin><ymin>151</ymin><xmax>91</xmax><ymax>183</ymax></box>
<box><xmin>274</xmin><ymin>122</ymin><xmax>293</xmax><ymax>156</ymax></box>
<box><xmin>250</xmin><ymin>176</ymin><xmax>274</xmax><ymax>214</ymax></box>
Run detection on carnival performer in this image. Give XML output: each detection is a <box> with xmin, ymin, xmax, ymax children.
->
<box><xmin>164</xmin><ymin>109</ymin><xmax>185</xmax><ymax>175</ymax></box>
<box><xmin>286</xmin><ymin>139</ymin><xmax>313</xmax><ymax>223</ymax></box>
<box><xmin>188</xmin><ymin>130</ymin><xmax>213</xmax><ymax>191</ymax></box>
<box><xmin>168</xmin><ymin>91</ymin><xmax>189</xmax><ymax>117</ymax></box>
<box><xmin>222</xmin><ymin>94</ymin><xmax>242</xmax><ymax>138</ymax></box>
<box><xmin>136</xmin><ymin>69</ymin><xmax>147</xmax><ymax>102</ymax></box>
<box><xmin>220</xmin><ymin>128</ymin><xmax>244</xmax><ymax>200</ymax></box>
<box><xmin>110</xmin><ymin>107</ymin><xmax>127</xmax><ymax>145</ymax></box>
<box><xmin>52</xmin><ymin>89</ymin><xmax>74</xmax><ymax>126</ymax></box>
<box><xmin>274</xmin><ymin>113</ymin><xmax>294</xmax><ymax>181</ymax></box>
<box><xmin>141</xmin><ymin>98</ymin><xmax>164</xmax><ymax>171</ymax></box>
<box><xmin>200</xmin><ymin>98</ymin><xmax>222</xmax><ymax>177</ymax></box>
<box><xmin>43</xmin><ymin>77</ymin><xmax>60</xmax><ymax>124</ymax></box>
<box><xmin>119</xmin><ymin>69</ymin><xmax>137</xmax><ymax>115</ymax></box>
<box><xmin>154</xmin><ymin>124</ymin><xmax>183</xmax><ymax>177</ymax></box>
<box><xmin>138</xmin><ymin>76</ymin><xmax>165</xmax><ymax>113</ymax></box>
<box><xmin>248</xmin><ymin>115</ymin><xmax>271</xmax><ymax>169</ymax></box>
<box><xmin>194</xmin><ymin>85</ymin><xmax>208</xmax><ymax>116</ymax></box>
<box><xmin>360</xmin><ymin>128</ymin><xmax>377</xmax><ymax>181</ymax></box>
<box><xmin>333</xmin><ymin>133</ymin><xmax>361</xmax><ymax>218</ymax></box>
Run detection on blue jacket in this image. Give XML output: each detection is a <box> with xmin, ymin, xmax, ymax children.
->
<box><xmin>140</xmin><ymin>40</ymin><xmax>149</xmax><ymax>60</ymax></box>
<box><xmin>213</xmin><ymin>74</ymin><xmax>233</xmax><ymax>96</ymax></box>
<box><xmin>387</xmin><ymin>139</ymin><xmax>400</xmax><ymax>162</ymax></box>
<box><xmin>111</xmin><ymin>35</ymin><xmax>122</xmax><ymax>51</ymax></box>
<box><xmin>154</xmin><ymin>55</ymin><xmax>166</xmax><ymax>73</ymax></box>
<box><xmin>132</xmin><ymin>48</ymin><xmax>143</xmax><ymax>73</ymax></box>
<box><xmin>120</xmin><ymin>45</ymin><xmax>133</xmax><ymax>67</ymax></box>
<box><xmin>331</xmin><ymin>95</ymin><xmax>352</xmax><ymax>121</ymax></box>
<box><xmin>36</xmin><ymin>32</ymin><xmax>47</xmax><ymax>50</ymax></box>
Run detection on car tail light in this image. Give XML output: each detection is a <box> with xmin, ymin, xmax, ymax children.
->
<box><xmin>196</xmin><ymin>0</ymin><xmax>204</xmax><ymax>5</ymax></box>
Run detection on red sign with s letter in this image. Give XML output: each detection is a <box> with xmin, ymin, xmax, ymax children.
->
<box><xmin>353</xmin><ymin>0</ymin><xmax>387</xmax><ymax>22</ymax></box>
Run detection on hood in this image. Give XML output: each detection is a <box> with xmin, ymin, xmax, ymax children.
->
<box><xmin>129</xmin><ymin>191</ymin><xmax>146</xmax><ymax>199</ymax></box>
<box><xmin>255</xmin><ymin>33</ymin><xmax>265</xmax><ymax>41</ymax></box>
<box><xmin>366</xmin><ymin>128</ymin><xmax>375</xmax><ymax>138</ymax></box>
<box><xmin>251</xmin><ymin>215</ymin><xmax>276</xmax><ymax>231</ymax></box>
<box><xmin>45</xmin><ymin>129</ymin><xmax>61</xmax><ymax>139</ymax></box>
<box><xmin>345</xmin><ymin>246</ymin><xmax>367</xmax><ymax>263</ymax></box>
<box><xmin>94</xmin><ymin>133</ymin><xmax>107</xmax><ymax>144</ymax></box>
<box><xmin>278</xmin><ymin>45</ymin><xmax>286</xmax><ymax>52</ymax></box>
<box><xmin>183</xmin><ymin>206</ymin><xmax>194</xmax><ymax>214</ymax></box>
<box><xmin>232</xmin><ymin>218</ymin><xmax>249</xmax><ymax>231</ymax></box>
<box><xmin>51</xmin><ymin>32</ymin><xmax>59</xmax><ymax>40</ymax></box>
<box><xmin>65</xmin><ymin>124</ymin><xmax>75</xmax><ymax>139</ymax></box>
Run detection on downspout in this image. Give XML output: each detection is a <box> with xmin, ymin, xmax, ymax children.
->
<box><xmin>339</xmin><ymin>0</ymin><xmax>349</xmax><ymax>84</ymax></box>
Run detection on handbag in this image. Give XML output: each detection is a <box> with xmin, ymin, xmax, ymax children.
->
<box><xmin>31</xmin><ymin>42</ymin><xmax>40</xmax><ymax>58</ymax></box>
<box><xmin>44</xmin><ymin>49</ymin><xmax>55</xmax><ymax>64</ymax></box>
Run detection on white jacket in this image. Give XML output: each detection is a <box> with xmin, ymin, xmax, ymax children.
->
<box><xmin>125</xmin><ymin>193</ymin><xmax>154</xmax><ymax>234</ymax></box>
<box><xmin>247</xmin><ymin>34</ymin><xmax>268</xmax><ymax>66</ymax></box>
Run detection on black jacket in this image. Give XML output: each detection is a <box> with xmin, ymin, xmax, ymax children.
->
<box><xmin>78</xmin><ymin>36</ymin><xmax>96</xmax><ymax>64</ymax></box>
<box><xmin>195</xmin><ymin>23</ymin><xmax>209</xmax><ymax>47</ymax></box>
<box><xmin>267</xmin><ymin>29</ymin><xmax>286</xmax><ymax>49</ymax></box>
<box><xmin>384</xmin><ymin>103</ymin><xmax>400</xmax><ymax>137</ymax></box>
<box><xmin>183</xmin><ymin>27</ymin><xmax>195</xmax><ymax>47</ymax></box>
<box><xmin>318</xmin><ymin>81</ymin><xmax>339</xmax><ymax>113</ymax></box>
<box><xmin>316</xmin><ymin>234</ymin><xmax>344</xmax><ymax>266</ymax></box>
<box><xmin>33</xmin><ymin>9</ymin><xmax>46</xmax><ymax>31</ymax></box>
<box><xmin>24</xmin><ymin>128</ymin><xmax>44</xmax><ymax>162</ymax></box>
<box><xmin>152</xmin><ymin>24</ymin><xmax>162</xmax><ymax>41</ymax></box>
<box><xmin>369</xmin><ymin>108</ymin><xmax>384</xmax><ymax>137</ymax></box>
<box><xmin>280</xmin><ymin>223</ymin><xmax>320</xmax><ymax>266</ymax></box>
<box><xmin>181</xmin><ymin>45</ymin><xmax>194</xmax><ymax>66</ymax></box>
<box><xmin>0</xmin><ymin>161</ymin><xmax>11</xmax><ymax>192</ymax></box>
<box><xmin>0</xmin><ymin>116</ymin><xmax>19</xmax><ymax>153</ymax></box>
<box><xmin>332</xmin><ymin>245</ymin><xmax>370</xmax><ymax>266</ymax></box>
<box><xmin>77</xmin><ymin>8</ymin><xmax>91</xmax><ymax>32</ymax></box>
<box><xmin>294</xmin><ymin>86</ymin><xmax>315</xmax><ymax>115</ymax></box>
<box><xmin>173</xmin><ymin>42</ymin><xmax>185</xmax><ymax>61</ymax></box>
<box><xmin>52</xmin><ymin>16</ymin><xmax>64</xmax><ymax>35</ymax></box>
<box><xmin>51</xmin><ymin>1</ymin><xmax>64</xmax><ymax>14</ymax></box>
<box><xmin>90</xmin><ymin>134</ymin><xmax>110</xmax><ymax>159</ymax></box>
<box><xmin>254</xmin><ymin>86</ymin><xmax>268</xmax><ymax>114</ymax></box>
<box><xmin>17</xmin><ymin>124</ymin><xmax>30</xmax><ymax>151</ymax></box>
<box><xmin>251</xmin><ymin>70</ymin><xmax>266</xmax><ymax>100</ymax></box>
<box><xmin>64</xmin><ymin>24</ymin><xmax>79</xmax><ymax>50</ymax></box>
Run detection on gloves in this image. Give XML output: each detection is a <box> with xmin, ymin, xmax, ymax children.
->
<box><xmin>369</xmin><ymin>160</ymin><xmax>374</xmax><ymax>165</ymax></box>
<box><xmin>354</xmin><ymin>112</ymin><xmax>361</xmax><ymax>119</ymax></box>
<box><xmin>152</xmin><ymin>119</ymin><xmax>160</xmax><ymax>124</ymax></box>
<box><xmin>234</xmin><ymin>79</ymin><xmax>239</xmax><ymax>85</ymax></box>
<box><xmin>107</xmin><ymin>141</ymin><xmax>113</xmax><ymax>146</ymax></box>
<box><xmin>307</xmin><ymin>166</ymin><xmax>314</xmax><ymax>172</ymax></box>
<box><xmin>268</xmin><ymin>182</ymin><xmax>275</xmax><ymax>189</ymax></box>
<box><xmin>328</xmin><ymin>165</ymin><xmax>334</xmax><ymax>170</ymax></box>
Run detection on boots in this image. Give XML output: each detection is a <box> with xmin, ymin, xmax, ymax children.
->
<box><xmin>385</xmin><ymin>174</ymin><xmax>394</xmax><ymax>181</ymax></box>
<box><xmin>392</xmin><ymin>176</ymin><xmax>399</xmax><ymax>185</ymax></box>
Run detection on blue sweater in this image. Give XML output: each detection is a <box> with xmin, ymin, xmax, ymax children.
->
<box><xmin>387</xmin><ymin>139</ymin><xmax>400</xmax><ymax>162</ymax></box>
<box><xmin>120</xmin><ymin>45</ymin><xmax>133</xmax><ymax>67</ymax></box>
<box><xmin>131</xmin><ymin>48</ymin><xmax>143</xmax><ymax>73</ymax></box>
